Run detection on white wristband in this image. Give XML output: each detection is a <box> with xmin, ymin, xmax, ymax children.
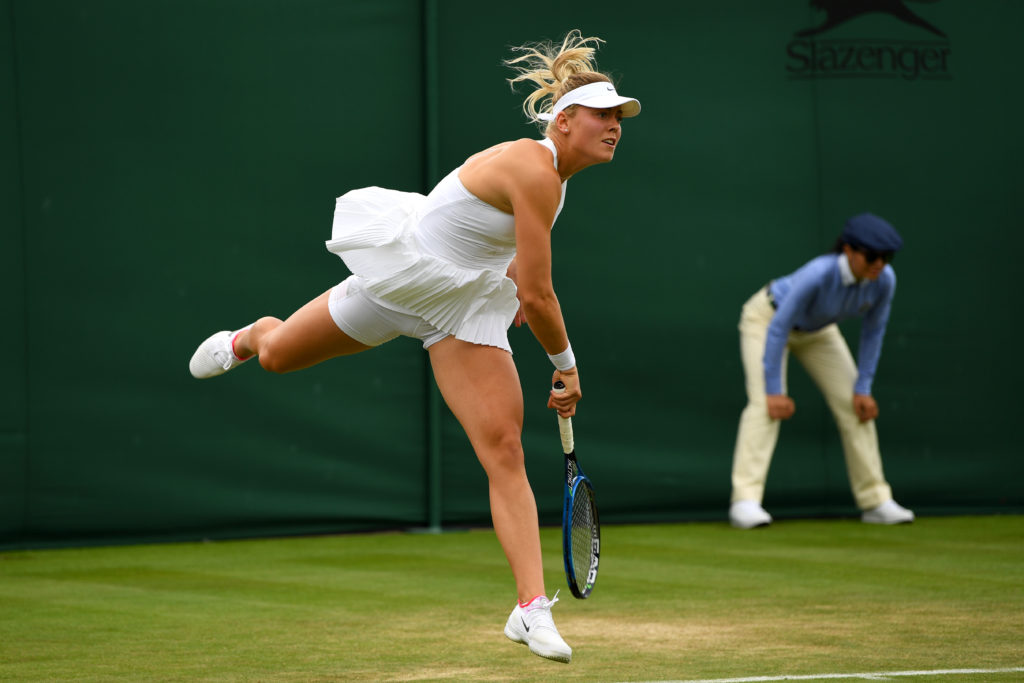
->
<box><xmin>547</xmin><ymin>343</ymin><xmax>576</xmax><ymax>371</ymax></box>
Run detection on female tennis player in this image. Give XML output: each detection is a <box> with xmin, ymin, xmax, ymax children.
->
<box><xmin>188</xmin><ymin>30</ymin><xmax>640</xmax><ymax>663</ymax></box>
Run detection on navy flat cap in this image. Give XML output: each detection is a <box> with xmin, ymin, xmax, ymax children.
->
<box><xmin>842</xmin><ymin>213</ymin><xmax>904</xmax><ymax>252</ymax></box>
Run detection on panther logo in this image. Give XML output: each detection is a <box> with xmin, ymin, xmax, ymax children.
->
<box><xmin>796</xmin><ymin>0</ymin><xmax>947</xmax><ymax>38</ymax></box>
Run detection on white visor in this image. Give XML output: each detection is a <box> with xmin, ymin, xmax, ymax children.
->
<box><xmin>536</xmin><ymin>81</ymin><xmax>641</xmax><ymax>121</ymax></box>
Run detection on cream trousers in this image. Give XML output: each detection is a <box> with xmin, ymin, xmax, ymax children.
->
<box><xmin>730</xmin><ymin>287</ymin><xmax>892</xmax><ymax>510</ymax></box>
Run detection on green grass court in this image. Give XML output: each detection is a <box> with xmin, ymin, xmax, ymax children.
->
<box><xmin>2</xmin><ymin>515</ymin><xmax>1021</xmax><ymax>682</ymax></box>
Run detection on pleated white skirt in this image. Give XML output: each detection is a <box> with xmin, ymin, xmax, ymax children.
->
<box><xmin>325</xmin><ymin>186</ymin><xmax>519</xmax><ymax>352</ymax></box>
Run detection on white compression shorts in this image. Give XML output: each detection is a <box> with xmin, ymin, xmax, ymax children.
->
<box><xmin>328</xmin><ymin>275</ymin><xmax>450</xmax><ymax>349</ymax></box>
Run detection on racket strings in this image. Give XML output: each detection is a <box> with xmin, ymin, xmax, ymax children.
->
<box><xmin>570</xmin><ymin>486</ymin><xmax>595</xmax><ymax>586</ymax></box>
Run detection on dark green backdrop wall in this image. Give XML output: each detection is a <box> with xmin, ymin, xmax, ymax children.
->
<box><xmin>3</xmin><ymin>1</ymin><xmax>1021</xmax><ymax>549</ymax></box>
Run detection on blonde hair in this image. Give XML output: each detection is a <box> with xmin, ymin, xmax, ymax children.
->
<box><xmin>505</xmin><ymin>30</ymin><xmax>612</xmax><ymax>128</ymax></box>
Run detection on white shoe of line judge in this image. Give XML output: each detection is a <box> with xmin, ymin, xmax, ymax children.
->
<box><xmin>729</xmin><ymin>499</ymin><xmax>915</xmax><ymax>528</ymax></box>
<box><xmin>729</xmin><ymin>500</ymin><xmax>773</xmax><ymax>529</ymax></box>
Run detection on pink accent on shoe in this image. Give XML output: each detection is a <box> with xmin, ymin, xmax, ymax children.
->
<box><xmin>519</xmin><ymin>595</ymin><xmax>545</xmax><ymax>609</ymax></box>
<box><xmin>231</xmin><ymin>330</ymin><xmax>254</xmax><ymax>361</ymax></box>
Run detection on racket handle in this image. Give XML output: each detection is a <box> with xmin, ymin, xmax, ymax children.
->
<box><xmin>552</xmin><ymin>381</ymin><xmax>575</xmax><ymax>454</ymax></box>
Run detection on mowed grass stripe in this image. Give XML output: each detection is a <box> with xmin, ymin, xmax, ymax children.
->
<box><xmin>1</xmin><ymin>516</ymin><xmax>1021</xmax><ymax>682</ymax></box>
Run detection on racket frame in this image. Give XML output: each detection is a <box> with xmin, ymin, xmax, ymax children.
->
<box><xmin>553</xmin><ymin>380</ymin><xmax>601</xmax><ymax>599</ymax></box>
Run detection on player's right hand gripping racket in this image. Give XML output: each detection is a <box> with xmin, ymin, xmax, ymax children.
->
<box><xmin>553</xmin><ymin>380</ymin><xmax>601</xmax><ymax>599</ymax></box>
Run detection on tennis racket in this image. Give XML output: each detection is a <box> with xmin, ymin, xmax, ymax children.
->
<box><xmin>553</xmin><ymin>380</ymin><xmax>601</xmax><ymax>599</ymax></box>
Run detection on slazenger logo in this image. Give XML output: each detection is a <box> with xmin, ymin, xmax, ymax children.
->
<box><xmin>786</xmin><ymin>0</ymin><xmax>952</xmax><ymax>81</ymax></box>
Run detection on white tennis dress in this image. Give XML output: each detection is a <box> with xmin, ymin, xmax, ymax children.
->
<box><xmin>325</xmin><ymin>139</ymin><xmax>566</xmax><ymax>352</ymax></box>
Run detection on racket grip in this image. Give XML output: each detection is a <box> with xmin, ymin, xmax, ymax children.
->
<box><xmin>552</xmin><ymin>381</ymin><xmax>575</xmax><ymax>454</ymax></box>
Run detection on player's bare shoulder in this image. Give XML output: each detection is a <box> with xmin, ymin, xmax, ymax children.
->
<box><xmin>503</xmin><ymin>138</ymin><xmax>561</xmax><ymax>181</ymax></box>
<box><xmin>461</xmin><ymin>138</ymin><xmax>560</xmax><ymax>213</ymax></box>
<box><xmin>502</xmin><ymin>139</ymin><xmax>562</xmax><ymax>209</ymax></box>
<box><xmin>464</xmin><ymin>139</ymin><xmax>556</xmax><ymax>176</ymax></box>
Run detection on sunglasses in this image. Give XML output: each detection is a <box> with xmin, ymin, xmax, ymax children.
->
<box><xmin>855</xmin><ymin>246</ymin><xmax>895</xmax><ymax>264</ymax></box>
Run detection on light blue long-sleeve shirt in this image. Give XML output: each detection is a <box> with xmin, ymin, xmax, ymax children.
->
<box><xmin>765</xmin><ymin>254</ymin><xmax>896</xmax><ymax>396</ymax></box>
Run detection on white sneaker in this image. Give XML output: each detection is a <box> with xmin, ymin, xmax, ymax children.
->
<box><xmin>862</xmin><ymin>499</ymin><xmax>915</xmax><ymax>524</ymax></box>
<box><xmin>503</xmin><ymin>593</ymin><xmax>572</xmax><ymax>663</ymax></box>
<box><xmin>189</xmin><ymin>330</ymin><xmax>252</xmax><ymax>379</ymax></box>
<box><xmin>729</xmin><ymin>500</ymin><xmax>773</xmax><ymax>529</ymax></box>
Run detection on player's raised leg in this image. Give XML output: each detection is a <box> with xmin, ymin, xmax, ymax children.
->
<box><xmin>189</xmin><ymin>287</ymin><xmax>372</xmax><ymax>379</ymax></box>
